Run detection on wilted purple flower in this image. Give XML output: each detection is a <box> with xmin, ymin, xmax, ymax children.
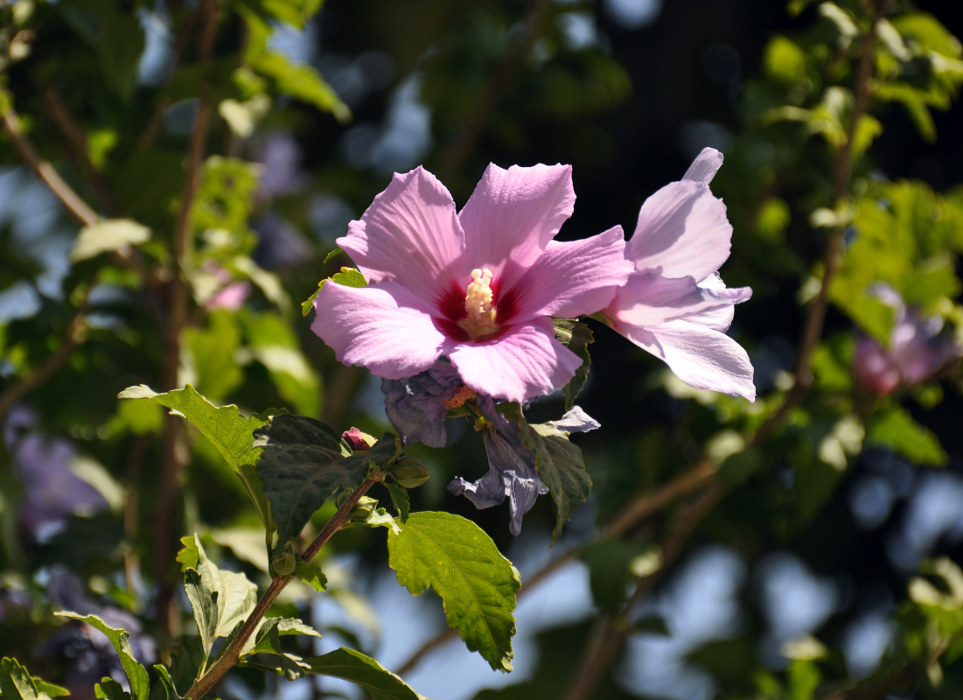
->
<box><xmin>381</xmin><ymin>360</ymin><xmax>465</xmax><ymax>448</ymax></box>
<box><xmin>448</xmin><ymin>406</ymin><xmax>599</xmax><ymax>536</ymax></box>
<box><xmin>312</xmin><ymin>164</ymin><xmax>632</xmax><ymax>403</ymax></box>
<box><xmin>854</xmin><ymin>286</ymin><xmax>960</xmax><ymax>395</ymax></box>
<box><xmin>3</xmin><ymin>407</ymin><xmax>107</xmax><ymax>544</ymax></box>
<box><xmin>601</xmin><ymin>148</ymin><xmax>755</xmax><ymax>400</ymax></box>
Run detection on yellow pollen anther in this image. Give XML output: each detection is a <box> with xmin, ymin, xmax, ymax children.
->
<box><xmin>463</xmin><ymin>267</ymin><xmax>499</xmax><ymax>338</ymax></box>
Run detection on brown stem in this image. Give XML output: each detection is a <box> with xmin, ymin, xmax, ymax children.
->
<box><xmin>1</xmin><ymin>104</ymin><xmax>99</xmax><ymax>227</ymax></box>
<box><xmin>185</xmin><ymin>475</ymin><xmax>384</xmax><ymax>700</ymax></box>
<box><xmin>153</xmin><ymin>0</ymin><xmax>220</xmax><ymax>636</ymax></box>
<box><xmin>755</xmin><ymin>0</ymin><xmax>885</xmax><ymax>443</ymax></box>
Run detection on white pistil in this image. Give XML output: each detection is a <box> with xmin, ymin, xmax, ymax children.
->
<box><xmin>463</xmin><ymin>267</ymin><xmax>499</xmax><ymax>338</ymax></box>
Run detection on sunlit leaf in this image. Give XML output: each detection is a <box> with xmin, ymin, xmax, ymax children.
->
<box><xmin>386</xmin><ymin>511</ymin><xmax>519</xmax><ymax>672</ymax></box>
<box><xmin>55</xmin><ymin>612</ymin><xmax>150</xmax><ymax>700</ymax></box>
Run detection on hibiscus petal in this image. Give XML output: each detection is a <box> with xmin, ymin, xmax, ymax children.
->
<box><xmin>627</xmin><ymin>180</ymin><xmax>733</xmax><ymax>281</ymax></box>
<box><xmin>460</xmin><ymin>163</ymin><xmax>575</xmax><ymax>272</ymax></box>
<box><xmin>507</xmin><ymin>225</ymin><xmax>632</xmax><ymax>319</ymax></box>
<box><xmin>616</xmin><ymin>318</ymin><xmax>756</xmax><ymax>400</ymax></box>
<box><xmin>337</xmin><ymin>167</ymin><xmax>465</xmax><ymax>300</ymax></box>
<box><xmin>609</xmin><ymin>272</ymin><xmax>751</xmax><ymax>328</ymax></box>
<box><xmin>446</xmin><ymin>318</ymin><xmax>582</xmax><ymax>403</ymax></box>
<box><xmin>682</xmin><ymin>147</ymin><xmax>723</xmax><ymax>184</ymax></box>
<box><xmin>312</xmin><ymin>282</ymin><xmax>444</xmax><ymax>379</ymax></box>
<box><xmin>381</xmin><ymin>361</ymin><xmax>463</xmax><ymax>448</ymax></box>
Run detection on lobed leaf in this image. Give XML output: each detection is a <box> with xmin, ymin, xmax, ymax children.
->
<box><xmin>118</xmin><ymin>385</ymin><xmax>273</xmax><ymax>536</ymax></box>
<box><xmin>386</xmin><ymin>511</ymin><xmax>519</xmax><ymax>672</ymax></box>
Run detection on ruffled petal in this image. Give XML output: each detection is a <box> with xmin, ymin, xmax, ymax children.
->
<box><xmin>337</xmin><ymin>167</ymin><xmax>465</xmax><ymax>299</ymax></box>
<box><xmin>616</xmin><ymin>319</ymin><xmax>755</xmax><ymax>400</ymax></box>
<box><xmin>627</xmin><ymin>180</ymin><xmax>732</xmax><ymax>281</ymax></box>
<box><xmin>460</xmin><ymin>163</ymin><xmax>575</xmax><ymax>273</ymax></box>
<box><xmin>505</xmin><ymin>225</ymin><xmax>632</xmax><ymax>319</ymax></box>
<box><xmin>446</xmin><ymin>318</ymin><xmax>582</xmax><ymax>403</ymax></box>
<box><xmin>312</xmin><ymin>282</ymin><xmax>444</xmax><ymax>379</ymax></box>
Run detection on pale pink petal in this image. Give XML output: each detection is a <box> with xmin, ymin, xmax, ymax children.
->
<box><xmin>609</xmin><ymin>273</ymin><xmax>750</xmax><ymax>328</ymax></box>
<box><xmin>615</xmin><ymin>318</ymin><xmax>755</xmax><ymax>400</ymax></box>
<box><xmin>446</xmin><ymin>318</ymin><xmax>582</xmax><ymax>403</ymax></box>
<box><xmin>312</xmin><ymin>282</ymin><xmax>444</xmax><ymax>379</ymax></box>
<box><xmin>627</xmin><ymin>181</ymin><xmax>732</xmax><ymax>281</ymax></box>
<box><xmin>460</xmin><ymin>163</ymin><xmax>575</xmax><ymax>272</ymax></box>
<box><xmin>505</xmin><ymin>226</ymin><xmax>632</xmax><ymax>319</ymax></box>
<box><xmin>682</xmin><ymin>147</ymin><xmax>723</xmax><ymax>184</ymax></box>
<box><xmin>337</xmin><ymin>167</ymin><xmax>465</xmax><ymax>300</ymax></box>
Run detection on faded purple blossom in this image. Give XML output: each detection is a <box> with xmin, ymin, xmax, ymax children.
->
<box><xmin>601</xmin><ymin>148</ymin><xmax>755</xmax><ymax>400</ymax></box>
<box><xmin>448</xmin><ymin>406</ymin><xmax>599</xmax><ymax>536</ymax></box>
<box><xmin>381</xmin><ymin>360</ymin><xmax>466</xmax><ymax>447</ymax></box>
<box><xmin>854</xmin><ymin>285</ymin><xmax>960</xmax><ymax>396</ymax></box>
<box><xmin>3</xmin><ymin>407</ymin><xmax>107</xmax><ymax>544</ymax></box>
<box><xmin>312</xmin><ymin>164</ymin><xmax>632</xmax><ymax>404</ymax></box>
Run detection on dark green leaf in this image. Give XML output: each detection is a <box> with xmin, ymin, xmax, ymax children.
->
<box><xmin>95</xmin><ymin>678</ymin><xmax>130</xmax><ymax>700</ymax></box>
<box><xmin>303</xmin><ymin>648</ymin><xmax>427</xmax><ymax>700</ymax></box>
<box><xmin>382</xmin><ymin>481</ymin><xmax>411</xmax><ymax>522</ymax></box>
<box><xmin>148</xmin><ymin>665</ymin><xmax>179</xmax><ymax>700</ymax></box>
<box><xmin>0</xmin><ymin>657</ymin><xmax>68</xmax><ymax>700</ymax></box>
<box><xmin>518</xmin><ymin>419</ymin><xmax>593</xmax><ymax>541</ymax></box>
<box><xmin>254</xmin><ymin>416</ymin><xmax>397</xmax><ymax>547</ymax></box>
<box><xmin>386</xmin><ymin>511</ymin><xmax>519</xmax><ymax>672</ymax></box>
<box><xmin>553</xmin><ymin>319</ymin><xmax>594</xmax><ymax>411</ymax></box>
<box><xmin>866</xmin><ymin>406</ymin><xmax>947</xmax><ymax>465</ymax></box>
<box><xmin>55</xmin><ymin>612</ymin><xmax>150</xmax><ymax>700</ymax></box>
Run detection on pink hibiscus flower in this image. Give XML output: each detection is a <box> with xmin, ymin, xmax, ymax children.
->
<box><xmin>600</xmin><ymin>148</ymin><xmax>756</xmax><ymax>400</ymax></box>
<box><xmin>312</xmin><ymin>164</ymin><xmax>632</xmax><ymax>403</ymax></box>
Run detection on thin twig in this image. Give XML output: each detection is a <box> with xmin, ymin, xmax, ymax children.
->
<box><xmin>186</xmin><ymin>474</ymin><xmax>385</xmax><ymax>700</ymax></box>
<box><xmin>1</xmin><ymin>104</ymin><xmax>99</xmax><ymax>226</ymax></box>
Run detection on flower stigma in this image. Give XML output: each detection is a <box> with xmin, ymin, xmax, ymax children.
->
<box><xmin>462</xmin><ymin>267</ymin><xmax>499</xmax><ymax>338</ymax></box>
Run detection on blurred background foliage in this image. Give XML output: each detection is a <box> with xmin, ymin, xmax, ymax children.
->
<box><xmin>2</xmin><ymin>0</ymin><xmax>963</xmax><ymax>698</ymax></box>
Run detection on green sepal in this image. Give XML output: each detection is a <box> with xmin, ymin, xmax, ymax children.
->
<box><xmin>553</xmin><ymin>318</ymin><xmax>594</xmax><ymax>410</ymax></box>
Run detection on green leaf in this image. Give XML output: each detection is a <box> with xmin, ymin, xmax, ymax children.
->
<box><xmin>382</xmin><ymin>481</ymin><xmax>411</xmax><ymax>522</ymax></box>
<box><xmin>243</xmin><ymin>11</ymin><xmax>349</xmax><ymax>122</ymax></box>
<box><xmin>517</xmin><ymin>419</ymin><xmax>593</xmax><ymax>541</ymax></box>
<box><xmin>386</xmin><ymin>511</ymin><xmax>519</xmax><ymax>672</ymax></box>
<box><xmin>866</xmin><ymin>406</ymin><xmax>946</xmax><ymax>465</ymax></box>
<box><xmin>179</xmin><ymin>535</ymin><xmax>258</xmax><ymax>663</ymax></box>
<box><xmin>553</xmin><ymin>319</ymin><xmax>594</xmax><ymax>411</ymax></box>
<box><xmin>293</xmin><ymin>560</ymin><xmax>328</xmax><ymax>592</ymax></box>
<box><xmin>0</xmin><ymin>657</ymin><xmax>68</xmax><ymax>700</ymax></box>
<box><xmin>254</xmin><ymin>415</ymin><xmax>399</xmax><ymax>548</ymax></box>
<box><xmin>118</xmin><ymin>385</ymin><xmax>273</xmax><ymax>535</ymax></box>
<box><xmin>303</xmin><ymin>267</ymin><xmax>367</xmax><ymax>316</ymax></box>
<box><xmin>95</xmin><ymin>678</ymin><xmax>130</xmax><ymax>700</ymax></box>
<box><xmin>70</xmin><ymin>219</ymin><xmax>151</xmax><ymax>262</ymax></box>
<box><xmin>55</xmin><ymin>612</ymin><xmax>151</xmax><ymax>700</ymax></box>
<box><xmin>243</xmin><ymin>616</ymin><xmax>324</xmax><ymax>657</ymax></box>
<box><xmin>303</xmin><ymin>648</ymin><xmax>427</xmax><ymax>700</ymax></box>
<box><xmin>148</xmin><ymin>665</ymin><xmax>179</xmax><ymax>700</ymax></box>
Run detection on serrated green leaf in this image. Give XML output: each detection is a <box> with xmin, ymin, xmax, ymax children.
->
<box><xmin>56</xmin><ymin>612</ymin><xmax>150</xmax><ymax>700</ymax></box>
<box><xmin>553</xmin><ymin>319</ymin><xmax>594</xmax><ymax>411</ymax></box>
<box><xmin>386</xmin><ymin>511</ymin><xmax>519</xmax><ymax>672</ymax></box>
<box><xmin>866</xmin><ymin>406</ymin><xmax>946</xmax><ymax>465</ymax></box>
<box><xmin>254</xmin><ymin>415</ymin><xmax>394</xmax><ymax>548</ymax></box>
<box><xmin>303</xmin><ymin>268</ymin><xmax>367</xmax><ymax>316</ymax></box>
<box><xmin>180</xmin><ymin>535</ymin><xmax>258</xmax><ymax>663</ymax></box>
<box><xmin>517</xmin><ymin>419</ymin><xmax>592</xmax><ymax>541</ymax></box>
<box><xmin>0</xmin><ymin>657</ymin><xmax>69</xmax><ymax>700</ymax></box>
<box><xmin>70</xmin><ymin>219</ymin><xmax>151</xmax><ymax>262</ymax></box>
<box><xmin>95</xmin><ymin>678</ymin><xmax>130</xmax><ymax>700</ymax></box>
<box><xmin>118</xmin><ymin>385</ymin><xmax>273</xmax><ymax>535</ymax></box>
<box><xmin>303</xmin><ymin>648</ymin><xmax>427</xmax><ymax>700</ymax></box>
<box><xmin>243</xmin><ymin>616</ymin><xmax>323</xmax><ymax>657</ymax></box>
